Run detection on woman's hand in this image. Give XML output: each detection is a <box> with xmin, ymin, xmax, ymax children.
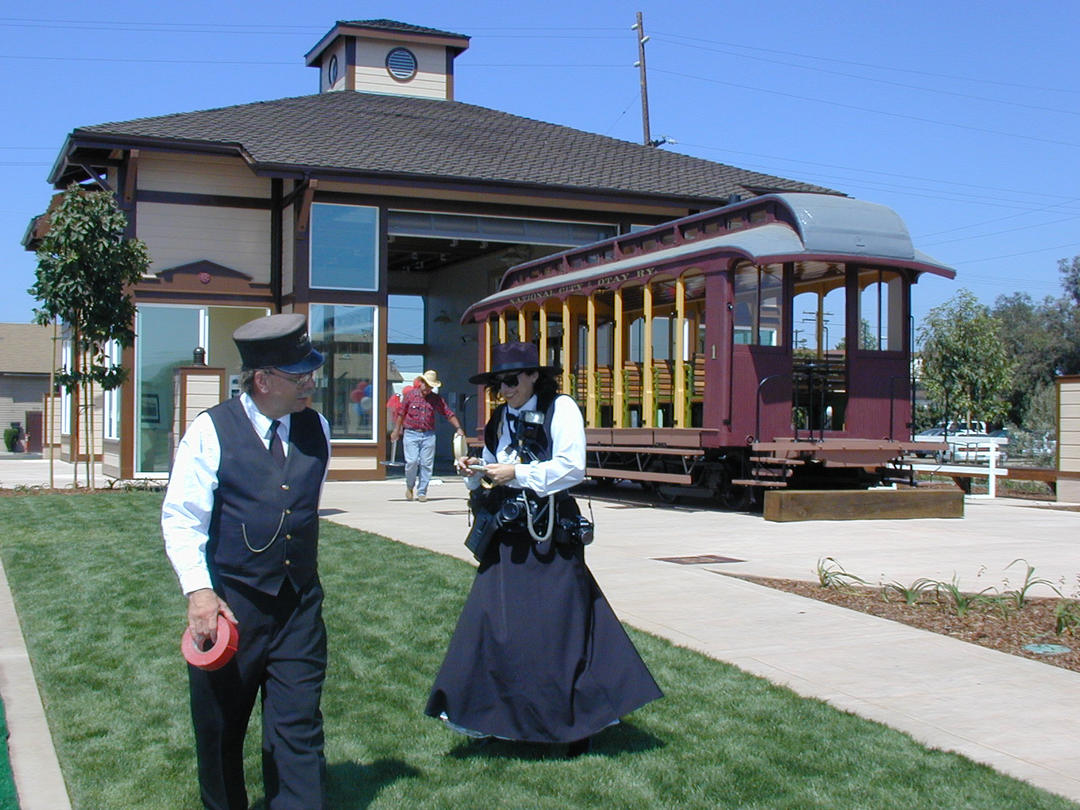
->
<box><xmin>455</xmin><ymin>456</ymin><xmax>485</xmax><ymax>477</ymax></box>
<box><xmin>483</xmin><ymin>462</ymin><xmax>517</xmax><ymax>486</ymax></box>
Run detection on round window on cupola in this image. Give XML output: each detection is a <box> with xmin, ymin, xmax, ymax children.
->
<box><xmin>328</xmin><ymin>54</ymin><xmax>338</xmax><ymax>86</ymax></box>
<box><xmin>386</xmin><ymin>47</ymin><xmax>417</xmax><ymax>81</ymax></box>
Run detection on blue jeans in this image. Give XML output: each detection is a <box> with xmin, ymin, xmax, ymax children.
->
<box><xmin>403</xmin><ymin>429</ymin><xmax>436</xmax><ymax>496</ymax></box>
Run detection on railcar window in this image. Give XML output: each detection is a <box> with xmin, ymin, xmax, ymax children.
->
<box><xmin>858</xmin><ymin>269</ymin><xmax>903</xmax><ymax>351</ymax></box>
<box><xmin>733</xmin><ymin>263</ymin><xmax>783</xmax><ymax>346</ymax></box>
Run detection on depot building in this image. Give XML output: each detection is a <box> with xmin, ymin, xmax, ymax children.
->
<box><xmin>25</xmin><ymin>18</ymin><xmax>834</xmax><ymax>480</ymax></box>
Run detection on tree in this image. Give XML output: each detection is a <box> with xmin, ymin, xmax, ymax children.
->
<box><xmin>917</xmin><ymin>289</ymin><xmax>1011</xmax><ymax>427</ymax></box>
<box><xmin>29</xmin><ymin>183</ymin><xmax>150</xmax><ymax>486</ymax></box>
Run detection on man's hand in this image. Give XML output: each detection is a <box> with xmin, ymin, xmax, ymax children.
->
<box><xmin>390</xmin><ymin>427</ymin><xmax>401</xmax><ymax>442</ymax></box>
<box><xmin>187</xmin><ymin>589</ymin><xmax>237</xmax><ymax>649</ymax></box>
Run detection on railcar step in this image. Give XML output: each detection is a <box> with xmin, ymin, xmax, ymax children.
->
<box><xmin>730</xmin><ymin>479</ymin><xmax>788</xmax><ymax>488</ymax></box>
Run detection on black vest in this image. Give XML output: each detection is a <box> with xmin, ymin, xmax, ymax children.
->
<box><xmin>484</xmin><ymin>391</ymin><xmax>561</xmax><ymax>459</ymax></box>
<box><xmin>207</xmin><ymin>397</ymin><xmax>328</xmax><ymax>595</ymax></box>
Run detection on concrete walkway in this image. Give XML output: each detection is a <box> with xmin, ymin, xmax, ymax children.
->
<box><xmin>322</xmin><ymin>477</ymin><xmax>1080</xmax><ymax>805</ymax></box>
<box><xmin>1</xmin><ymin>458</ymin><xmax>1079</xmax><ymax>806</ymax></box>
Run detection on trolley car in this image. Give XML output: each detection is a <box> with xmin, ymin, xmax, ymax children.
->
<box><xmin>461</xmin><ymin>193</ymin><xmax>954</xmax><ymax>505</ymax></box>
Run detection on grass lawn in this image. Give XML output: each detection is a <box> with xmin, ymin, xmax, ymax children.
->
<box><xmin>0</xmin><ymin>698</ymin><xmax>16</xmax><ymax>810</ymax></box>
<box><xmin>0</xmin><ymin>491</ymin><xmax>1075</xmax><ymax>809</ymax></box>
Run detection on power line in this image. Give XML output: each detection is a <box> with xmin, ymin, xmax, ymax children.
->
<box><xmin>650</xmin><ymin>35</ymin><xmax>1080</xmax><ymax>119</ymax></box>
<box><xmin>652</xmin><ymin>30</ymin><xmax>1080</xmax><ymax>97</ymax></box>
<box><xmin>652</xmin><ymin>68</ymin><xmax>1080</xmax><ymax>150</ymax></box>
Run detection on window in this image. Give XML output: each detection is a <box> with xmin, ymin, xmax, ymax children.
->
<box><xmin>388</xmin><ymin>294</ymin><xmax>424</xmax><ymax>344</ymax></box>
<box><xmin>858</xmin><ymin>269</ymin><xmax>903</xmax><ymax>351</ymax></box>
<box><xmin>60</xmin><ymin>339</ymin><xmax>72</xmax><ymax>435</ymax></box>
<box><xmin>309</xmin><ymin>304</ymin><xmax>377</xmax><ymax>440</ymax></box>
<box><xmin>733</xmin><ymin>263</ymin><xmax>783</xmax><ymax>346</ymax></box>
<box><xmin>310</xmin><ymin>203</ymin><xmax>379</xmax><ymax>291</ymax></box>
<box><xmin>103</xmin><ymin>340</ymin><xmax>121</xmax><ymax>440</ymax></box>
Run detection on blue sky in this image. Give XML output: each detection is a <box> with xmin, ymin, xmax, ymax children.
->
<box><xmin>3</xmin><ymin>0</ymin><xmax>1078</xmax><ymax>329</ymax></box>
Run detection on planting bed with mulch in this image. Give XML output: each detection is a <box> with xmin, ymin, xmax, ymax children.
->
<box><xmin>737</xmin><ymin>576</ymin><xmax>1080</xmax><ymax>675</ymax></box>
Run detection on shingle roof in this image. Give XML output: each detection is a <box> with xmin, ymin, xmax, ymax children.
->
<box><xmin>0</xmin><ymin>324</ymin><xmax>55</xmax><ymax>375</ymax></box>
<box><xmin>336</xmin><ymin>19</ymin><xmax>468</xmax><ymax>40</ymax></box>
<box><xmin>74</xmin><ymin>92</ymin><xmax>838</xmax><ymax>203</ymax></box>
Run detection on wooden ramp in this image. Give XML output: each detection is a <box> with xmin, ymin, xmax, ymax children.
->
<box><xmin>764</xmin><ymin>488</ymin><xmax>964</xmax><ymax>522</ymax></box>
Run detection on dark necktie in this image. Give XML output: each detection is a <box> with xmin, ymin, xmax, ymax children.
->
<box><xmin>268</xmin><ymin>420</ymin><xmax>285</xmax><ymax>465</ymax></box>
<box><xmin>507</xmin><ymin>412</ymin><xmax>519</xmax><ymax>443</ymax></box>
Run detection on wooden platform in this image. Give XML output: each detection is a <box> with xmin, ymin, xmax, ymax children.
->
<box><xmin>763</xmin><ymin>488</ymin><xmax>964</xmax><ymax>522</ymax></box>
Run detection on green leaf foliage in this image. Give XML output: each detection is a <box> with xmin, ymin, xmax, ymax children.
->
<box><xmin>29</xmin><ymin>183</ymin><xmax>150</xmax><ymax>392</ymax></box>
<box><xmin>917</xmin><ymin>289</ymin><xmax>1011</xmax><ymax>425</ymax></box>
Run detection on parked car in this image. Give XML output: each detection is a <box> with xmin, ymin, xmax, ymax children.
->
<box><xmin>912</xmin><ymin>427</ymin><xmax>946</xmax><ymax>458</ymax></box>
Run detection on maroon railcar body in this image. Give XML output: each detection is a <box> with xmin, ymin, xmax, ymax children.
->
<box><xmin>462</xmin><ymin>193</ymin><xmax>954</xmax><ymax>503</ymax></box>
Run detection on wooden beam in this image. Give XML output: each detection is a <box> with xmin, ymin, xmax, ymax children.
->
<box><xmin>613</xmin><ymin>288</ymin><xmax>625</xmax><ymax>427</ymax></box>
<box><xmin>586</xmin><ymin>295</ymin><xmax>597</xmax><ymax>426</ymax></box>
<box><xmin>674</xmin><ymin>275</ymin><xmax>686</xmax><ymax>427</ymax></box>
<box><xmin>538</xmin><ymin>305</ymin><xmax>548</xmax><ymax>364</ymax></box>
<box><xmin>764</xmin><ymin>489</ymin><xmax>964</xmax><ymax>522</ymax></box>
<box><xmin>561</xmin><ymin>299</ymin><xmax>572</xmax><ymax>396</ymax></box>
<box><xmin>643</xmin><ymin>283</ymin><xmax>654</xmax><ymax>426</ymax></box>
<box><xmin>296</xmin><ymin>179</ymin><xmax>319</xmax><ymax>234</ymax></box>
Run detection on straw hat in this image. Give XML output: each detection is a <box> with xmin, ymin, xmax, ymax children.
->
<box><xmin>419</xmin><ymin>369</ymin><xmax>442</xmax><ymax>390</ymax></box>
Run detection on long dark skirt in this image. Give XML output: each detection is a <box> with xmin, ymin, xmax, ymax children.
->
<box><xmin>425</xmin><ymin>530</ymin><xmax>662</xmax><ymax>743</ymax></box>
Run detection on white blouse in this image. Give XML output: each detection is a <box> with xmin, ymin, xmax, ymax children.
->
<box><xmin>466</xmin><ymin>394</ymin><xmax>585</xmax><ymax>497</ymax></box>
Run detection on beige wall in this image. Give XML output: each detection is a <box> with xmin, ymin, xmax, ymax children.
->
<box><xmin>139</xmin><ymin>153</ymin><xmax>270</xmax><ymax>198</ymax></box>
<box><xmin>282</xmin><ymin>206</ymin><xmax>295</xmax><ymax>297</ymax></box>
<box><xmin>139</xmin><ymin>202</ymin><xmax>272</xmax><ymax>280</ymax></box>
<box><xmin>321</xmin><ymin>40</ymin><xmax>348</xmax><ymax>92</ymax></box>
<box><xmin>353</xmin><ymin>41</ymin><xmax>449</xmax><ymax>99</ymax></box>
<box><xmin>1058</xmin><ymin>378</ymin><xmax>1080</xmax><ymax>473</ymax></box>
<box><xmin>174</xmin><ymin>373</ymin><xmax>224</xmax><ymax>438</ymax></box>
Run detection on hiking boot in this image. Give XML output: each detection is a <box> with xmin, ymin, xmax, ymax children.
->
<box><xmin>405</xmin><ymin>488</ymin><xmax>414</xmax><ymax>501</ymax></box>
<box><xmin>418</xmin><ymin>494</ymin><xmax>427</xmax><ymax>502</ymax></box>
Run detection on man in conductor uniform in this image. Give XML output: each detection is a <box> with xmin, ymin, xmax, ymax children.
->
<box><xmin>162</xmin><ymin>313</ymin><xmax>332</xmax><ymax>810</ymax></box>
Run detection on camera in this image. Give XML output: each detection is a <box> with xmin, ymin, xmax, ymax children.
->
<box><xmin>557</xmin><ymin>515</ymin><xmax>594</xmax><ymax>546</ymax></box>
<box><xmin>498</xmin><ymin>497</ymin><xmax>524</xmax><ymax>525</ymax></box>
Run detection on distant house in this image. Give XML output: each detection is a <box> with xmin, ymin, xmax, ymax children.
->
<box><xmin>24</xmin><ymin>18</ymin><xmax>836</xmax><ymax>480</ymax></box>
<box><xmin>0</xmin><ymin>323</ymin><xmax>54</xmax><ymax>445</ymax></box>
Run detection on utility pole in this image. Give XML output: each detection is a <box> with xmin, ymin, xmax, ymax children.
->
<box><xmin>632</xmin><ymin>11</ymin><xmax>652</xmax><ymax>146</ymax></box>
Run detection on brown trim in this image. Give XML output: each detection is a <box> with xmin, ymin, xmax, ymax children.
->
<box><xmin>119</xmin><ymin>342</ymin><xmax>136</xmax><ymax>478</ymax></box>
<box><xmin>302</xmin><ymin>290</ymin><xmax>383</xmax><ymax>307</ymax></box>
<box><xmin>324</xmin><ymin>191</ymin><xmax>642</xmax><ymax>228</ymax></box>
<box><xmin>445</xmin><ymin>49</ymin><xmax>455</xmax><ymax>100</ymax></box>
<box><xmin>135</xmin><ymin>290</ymin><xmax>273</xmax><ymax>305</ymax></box>
<box><xmin>271</xmin><ymin>178</ymin><xmax>283</xmax><ymax>311</ymax></box>
<box><xmin>292</xmin><ymin>202</ymin><xmax>310</xmax><ymax>302</ymax></box>
<box><xmin>345</xmin><ymin>39</ymin><xmax>356</xmax><ymax>92</ymax></box>
<box><xmin>137</xmin><ymin>189</ymin><xmax>272</xmax><ymax>209</ymax></box>
<box><xmin>252</xmin><ymin>166</ymin><xmax>725</xmax><ymax>211</ymax></box>
<box><xmin>123</xmin><ymin>149</ymin><xmax>139</xmax><ymax>205</ymax></box>
<box><xmin>296</xmin><ymin>180</ymin><xmax>318</xmax><ymax>234</ymax></box>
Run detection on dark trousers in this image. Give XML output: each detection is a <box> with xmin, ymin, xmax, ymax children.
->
<box><xmin>188</xmin><ymin>577</ymin><xmax>327</xmax><ymax>810</ymax></box>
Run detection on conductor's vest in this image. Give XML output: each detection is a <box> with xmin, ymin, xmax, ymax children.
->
<box><xmin>207</xmin><ymin>396</ymin><xmax>328</xmax><ymax>595</ymax></box>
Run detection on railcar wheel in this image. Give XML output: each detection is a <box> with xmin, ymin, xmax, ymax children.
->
<box><xmin>646</xmin><ymin>459</ymin><xmax>680</xmax><ymax>504</ymax></box>
<box><xmin>715</xmin><ymin>461</ymin><xmax>751</xmax><ymax>511</ymax></box>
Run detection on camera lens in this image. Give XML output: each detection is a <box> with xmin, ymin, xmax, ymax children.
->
<box><xmin>499</xmin><ymin>499</ymin><xmax>522</xmax><ymax>523</ymax></box>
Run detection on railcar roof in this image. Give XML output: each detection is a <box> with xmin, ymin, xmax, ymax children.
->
<box><xmin>463</xmin><ymin>193</ymin><xmax>955</xmax><ymax>322</ymax></box>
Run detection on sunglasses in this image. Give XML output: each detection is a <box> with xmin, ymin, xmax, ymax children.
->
<box><xmin>492</xmin><ymin>372</ymin><xmax>524</xmax><ymax>388</ymax></box>
<box><xmin>265</xmin><ymin>368</ymin><xmax>315</xmax><ymax>388</ymax></box>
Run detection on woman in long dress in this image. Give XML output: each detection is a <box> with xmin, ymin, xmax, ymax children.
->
<box><xmin>425</xmin><ymin>342</ymin><xmax>662</xmax><ymax>755</ymax></box>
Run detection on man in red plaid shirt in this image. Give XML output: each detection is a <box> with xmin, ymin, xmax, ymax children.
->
<box><xmin>390</xmin><ymin>369</ymin><xmax>465</xmax><ymax>502</ymax></box>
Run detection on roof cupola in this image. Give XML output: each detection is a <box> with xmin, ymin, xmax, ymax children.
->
<box><xmin>305</xmin><ymin>19</ymin><xmax>470</xmax><ymax>100</ymax></box>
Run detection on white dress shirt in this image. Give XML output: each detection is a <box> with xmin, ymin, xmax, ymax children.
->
<box><xmin>466</xmin><ymin>394</ymin><xmax>586</xmax><ymax>497</ymax></box>
<box><xmin>161</xmin><ymin>393</ymin><xmax>332</xmax><ymax>595</ymax></box>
